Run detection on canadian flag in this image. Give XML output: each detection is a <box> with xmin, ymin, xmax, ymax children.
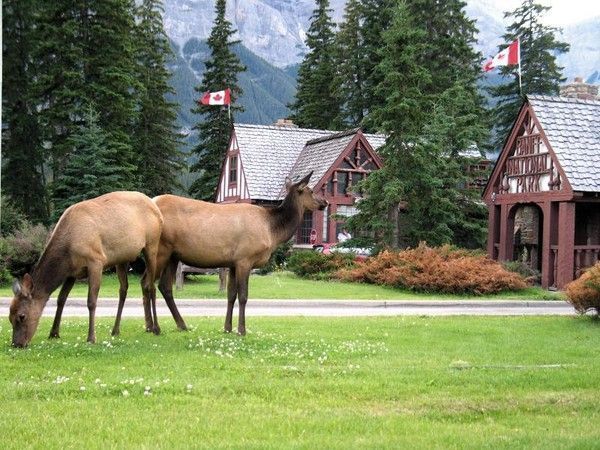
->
<box><xmin>483</xmin><ymin>40</ymin><xmax>520</xmax><ymax>72</ymax></box>
<box><xmin>199</xmin><ymin>88</ymin><xmax>231</xmax><ymax>105</ymax></box>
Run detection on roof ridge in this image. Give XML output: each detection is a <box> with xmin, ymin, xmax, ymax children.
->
<box><xmin>528</xmin><ymin>94</ymin><xmax>600</xmax><ymax>106</ymax></box>
<box><xmin>305</xmin><ymin>128</ymin><xmax>361</xmax><ymax>145</ymax></box>
<box><xmin>234</xmin><ymin>123</ymin><xmax>336</xmax><ymax>134</ymax></box>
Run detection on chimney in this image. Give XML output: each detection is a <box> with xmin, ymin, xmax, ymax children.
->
<box><xmin>273</xmin><ymin>118</ymin><xmax>298</xmax><ymax>128</ymax></box>
<box><xmin>560</xmin><ymin>76</ymin><xmax>599</xmax><ymax>101</ymax></box>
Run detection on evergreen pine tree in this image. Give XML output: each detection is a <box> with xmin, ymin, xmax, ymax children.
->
<box><xmin>188</xmin><ymin>0</ymin><xmax>245</xmax><ymax>201</ymax></box>
<box><xmin>2</xmin><ymin>0</ymin><xmax>50</xmax><ymax>222</ymax></box>
<box><xmin>33</xmin><ymin>0</ymin><xmax>140</xmax><ymax>193</ymax></box>
<box><xmin>84</xmin><ymin>0</ymin><xmax>140</xmax><ymax>185</ymax></box>
<box><xmin>358</xmin><ymin>0</ymin><xmax>396</xmax><ymax>132</ymax></box>
<box><xmin>52</xmin><ymin>106</ymin><xmax>136</xmax><ymax>220</ymax></box>
<box><xmin>289</xmin><ymin>0</ymin><xmax>339</xmax><ymax>130</ymax></box>
<box><xmin>332</xmin><ymin>0</ymin><xmax>368</xmax><ymax>128</ymax></box>
<box><xmin>350</xmin><ymin>1</ymin><xmax>489</xmax><ymax>248</ymax></box>
<box><xmin>133</xmin><ymin>0</ymin><xmax>184</xmax><ymax>196</ymax></box>
<box><xmin>489</xmin><ymin>0</ymin><xmax>569</xmax><ymax>148</ymax></box>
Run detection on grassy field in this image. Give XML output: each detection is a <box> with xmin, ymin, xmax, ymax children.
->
<box><xmin>0</xmin><ymin>271</ymin><xmax>564</xmax><ymax>300</ymax></box>
<box><xmin>0</xmin><ymin>316</ymin><xmax>598</xmax><ymax>448</ymax></box>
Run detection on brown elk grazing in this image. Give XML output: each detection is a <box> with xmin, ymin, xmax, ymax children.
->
<box><xmin>126</xmin><ymin>171</ymin><xmax>327</xmax><ymax>336</ymax></box>
<box><xmin>9</xmin><ymin>191</ymin><xmax>163</xmax><ymax>347</ymax></box>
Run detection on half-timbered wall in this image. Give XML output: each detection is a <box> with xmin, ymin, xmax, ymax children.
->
<box><xmin>495</xmin><ymin>110</ymin><xmax>562</xmax><ymax>196</ymax></box>
<box><xmin>296</xmin><ymin>135</ymin><xmax>382</xmax><ymax>245</ymax></box>
<box><xmin>216</xmin><ymin>133</ymin><xmax>251</xmax><ymax>203</ymax></box>
<box><xmin>484</xmin><ymin>100</ymin><xmax>600</xmax><ymax>289</ymax></box>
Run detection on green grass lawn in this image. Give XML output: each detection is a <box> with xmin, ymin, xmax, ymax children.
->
<box><xmin>0</xmin><ymin>271</ymin><xmax>564</xmax><ymax>300</ymax></box>
<box><xmin>1</xmin><ymin>316</ymin><xmax>598</xmax><ymax>448</ymax></box>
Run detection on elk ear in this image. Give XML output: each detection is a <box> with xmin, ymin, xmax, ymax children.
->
<box><xmin>21</xmin><ymin>273</ymin><xmax>33</xmax><ymax>295</ymax></box>
<box><xmin>285</xmin><ymin>177</ymin><xmax>293</xmax><ymax>190</ymax></box>
<box><xmin>12</xmin><ymin>279</ymin><xmax>21</xmax><ymax>296</ymax></box>
<box><xmin>297</xmin><ymin>171</ymin><xmax>313</xmax><ymax>190</ymax></box>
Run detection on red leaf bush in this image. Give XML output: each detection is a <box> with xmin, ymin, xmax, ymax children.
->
<box><xmin>336</xmin><ymin>243</ymin><xmax>527</xmax><ymax>295</ymax></box>
<box><xmin>565</xmin><ymin>262</ymin><xmax>600</xmax><ymax>315</ymax></box>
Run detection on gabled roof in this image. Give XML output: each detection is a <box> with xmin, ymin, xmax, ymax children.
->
<box><xmin>289</xmin><ymin>128</ymin><xmax>384</xmax><ymax>190</ymax></box>
<box><xmin>232</xmin><ymin>124</ymin><xmax>386</xmax><ymax>200</ymax></box>
<box><xmin>529</xmin><ymin>95</ymin><xmax>600</xmax><ymax>192</ymax></box>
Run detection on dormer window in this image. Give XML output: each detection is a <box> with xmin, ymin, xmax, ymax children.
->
<box><xmin>229</xmin><ymin>155</ymin><xmax>238</xmax><ymax>184</ymax></box>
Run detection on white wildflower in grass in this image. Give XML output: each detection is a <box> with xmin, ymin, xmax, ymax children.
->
<box><xmin>80</xmin><ymin>386</ymin><xmax>86</xmax><ymax>391</ymax></box>
<box><xmin>100</xmin><ymin>384</ymin><xmax>107</xmax><ymax>388</ymax></box>
<box><xmin>186</xmin><ymin>384</ymin><xmax>193</xmax><ymax>392</ymax></box>
<box><xmin>122</xmin><ymin>390</ymin><xmax>130</xmax><ymax>397</ymax></box>
<box><xmin>95</xmin><ymin>378</ymin><xmax>101</xmax><ymax>384</ymax></box>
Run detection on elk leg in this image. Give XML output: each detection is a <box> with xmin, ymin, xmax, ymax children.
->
<box><xmin>236</xmin><ymin>267</ymin><xmax>251</xmax><ymax>336</ymax></box>
<box><xmin>140</xmin><ymin>269</ymin><xmax>154</xmax><ymax>333</ymax></box>
<box><xmin>142</xmin><ymin>248</ymin><xmax>160</xmax><ymax>335</ymax></box>
<box><xmin>86</xmin><ymin>263</ymin><xmax>103</xmax><ymax>344</ymax></box>
<box><xmin>49</xmin><ymin>277</ymin><xmax>76</xmax><ymax>339</ymax></box>
<box><xmin>158</xmin><ymin>258</ymin><xmax>188</xmax><ymax>331</ymax></box>
<box><xmin>224</xmin><ymin>267</ymin><xmax>237</xmax><ymax>333</ymax></box>
<box><xmin>218</xmin><ymin>268</ymin><xmax>228</xmax><ymax>292</ymax></box>
<box><xmin>111</xmin><ymin>263</ymin><xmax>129</xmax><ymax>336</ymax></box>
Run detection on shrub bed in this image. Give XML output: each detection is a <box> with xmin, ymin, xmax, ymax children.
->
<box><xmin>336</xmin><ymin>243</ymin><xmax>527</xmax><ymax>295</ymax></box>
<box><xmin>0</xmin><ymin>222</ymin><xmax>50</xmax><ymax>283</ymax></box>
<box><xmin>565</xmin><ymin>262</ymin><xmax>600</xmax><ymax>315</ymax></box>
<box><xmin>287</xmin><ymin>251</ymin><xmax>356</xmax><ymax>280</ymax></box>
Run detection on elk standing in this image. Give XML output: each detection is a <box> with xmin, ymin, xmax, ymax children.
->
<box><xmin>119</xmin><ymin>172</ymin><xmax>327</xmax><ymax>335</ymax></box>
<box><xmin>9</xmin><ymin>191</ymin><xmax>163</xmax><ymax>347</ymax></box>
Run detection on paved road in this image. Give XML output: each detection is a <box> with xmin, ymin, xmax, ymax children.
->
<box><xmin>0</xmin><ymin>297</ymin><xmax>576</xmax><ymax>317</ymax></box>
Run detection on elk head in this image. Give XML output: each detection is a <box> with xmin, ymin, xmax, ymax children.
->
<box><xmin>9</xmin><ymin>274</ymin><xmax>43</xmax><ymax>348</ymax></box>
<box><xmin>285</xmin><ymin>171</ymin><xmax>328</xmax><ymax>212</ymax></box>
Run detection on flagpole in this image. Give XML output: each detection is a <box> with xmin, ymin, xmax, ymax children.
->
<box><xmin>517</xmin><ymin>37</ymin><xmax>523</xmax><ymax>96</ymax></box>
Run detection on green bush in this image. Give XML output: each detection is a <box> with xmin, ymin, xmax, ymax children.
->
<box><xmin>502</xmin><ymin>260</ymin><xmax>540</xmax><ymax>284</ymax></box>
<box><xmin>287</xmin><ymin>250</ymin><xmax>356</xmax><ymax>279</ymax></box>
<box><xmin>0</xmin><ymin>195</ymin><xmax>28</xmax><ymax>236</ymax></box>
<box><xmin>0</xmin><ymin>222</ymin><xmax>50</xmax><ymax>283</ymax></box>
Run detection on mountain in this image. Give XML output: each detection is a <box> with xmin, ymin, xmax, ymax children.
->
<box><xmin>168</xmin><ymin>37</ymin><xmax>297</xmax><ymax>141</ymax></box>
<box><xmin>163</xmin><ymin>0</ymin><xmax>346</xmax><ymax>68</ymax></box>
<box><xmin>164</xmin><ymin>0</ymin><xmax>599</xmax><ymax>139</ymax></box>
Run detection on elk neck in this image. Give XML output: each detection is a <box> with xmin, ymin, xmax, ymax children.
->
<box><xmin>30</xmin><ymin>242</ymin><xmax>71</xmax><ymax>302</ymax></box>
<box><xmin>269</xmin><ymin>191</ymin><xmax>305</xmax><ymax>244</ymax></box>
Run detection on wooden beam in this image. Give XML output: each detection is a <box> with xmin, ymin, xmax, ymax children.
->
<box><xmin>556</xmin><ymin>202</ymin><xmax>576</xmax><ymax>288</ymax></box>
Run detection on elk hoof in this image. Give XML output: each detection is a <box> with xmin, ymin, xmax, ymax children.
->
<box><xmin>237</xmin><ymin>329</ymin><xmax>246</xmax><ymax>336</ymax></box>
<box><xmin>87</xmin><ymin>336</ymin><xmax>96</xmax><ymax>344</ymax></box>
<box><xmin>111</xmin><ymin>328</ymin><xmax>120</xmax><ymax>337</ymax></box>
<box><xmin>48</xmin><ymin>331</ymin><xmax>60</xmax><ymax>339</ymax></box>
<box><xmin>152</xmin><ymin>326</ymin><xmax>161</xmax><ymax>336</ymax></box>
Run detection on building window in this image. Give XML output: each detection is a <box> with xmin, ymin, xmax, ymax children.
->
<box><xmin>337</xmin><ymin>171</ymin><xmax>349</xmax><ymax>195</ymax></box>
<box><xmin>322</xmin><ymin>205</ymin><xmax>329</xmax><ymax>243</ymax></box>
<box><xmin>298</xmin><ymin>211</ymin><xmax>313</xmax><ymax>244</ymax></box>
<box><xmin>229</xmin><ymin>155</ymin><xmax>237</xmax><ymax>184</ymax></box>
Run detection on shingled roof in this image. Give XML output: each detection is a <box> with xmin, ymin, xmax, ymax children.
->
<box><xmin>233</xmin><ymin>124</ymin><xmax>386</xmax><ymax>200</ymax></box>
<box><xmin>529</xmin><ymin>95</ymin><xmax>600</xmax><ymax>192</ymax></box>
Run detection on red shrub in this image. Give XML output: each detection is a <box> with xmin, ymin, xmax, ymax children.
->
<box><xmin>565</xmin><ymin>263</ymin><xmax>600</xmax><ymax>315</ymax></box>
<box><xmin>336</xmin><ymin>243</ymin><xmax>527</xmax><ymax>295</ymax></box>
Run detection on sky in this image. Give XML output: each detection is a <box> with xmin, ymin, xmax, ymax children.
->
<box><xmin>489</xmin><ymin>0</ymin><xmax>600</xmax><ymax>25</ymax></box>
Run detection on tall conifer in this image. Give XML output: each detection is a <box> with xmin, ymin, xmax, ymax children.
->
<box><xmin>52</xmin><ymin>106</ymin><xmax>136</xmax><ymax>220</ymax></box>
<box><xmin>290</xmin><ymin>0</ymin><xmax>339</xmax><ymax>130</ymax></box>
<box><xmin>133</xmin><ymin>0</ymin><xmax>184</xmax><ymax>196</ymax></box>
<box><xmin>33</xmin><ymin>0</ymin><xmax>139</xmax><ymax>198</ymax></box>
<box><xmin>489</xmin><ymin>0</ymin><xmax>569</xmax><ymax>148</ymax></box>
<box><xmin>2</xmin><ymin>0</ymin><xmax>49</xmax><ymax>222</ymax></box>
<box><xmin>188</xmin><ymin>0</ymin><xmax>245</xmax><ymax>201</ymax></box>
<box><xmin>332</xmin><ymin>0</ymin><xmax>368</xmax><ymax>128</ymax></box>
<box><xmin>351</xmin><ymin>1</ymin><xmax>488</xmax><ymax>248</ymax></box>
